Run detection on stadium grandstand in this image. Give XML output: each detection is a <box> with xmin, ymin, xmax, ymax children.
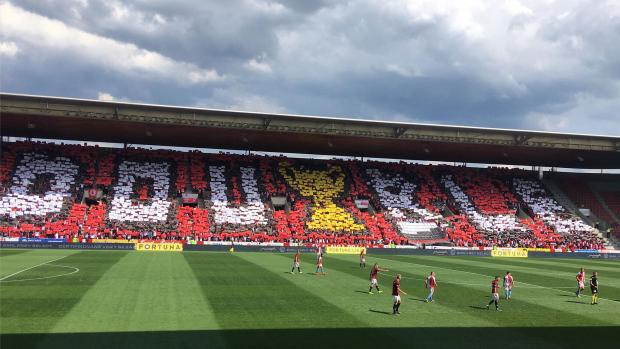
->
<box><xmin>1</xmin><ymin>93</ymin><xmax>619</xmax><ymax>250</ymax></box>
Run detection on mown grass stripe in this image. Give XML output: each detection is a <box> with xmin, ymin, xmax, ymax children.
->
<box><xmin>0</xmin><ymin>250</ymin><xmax>76</xmax><ymax>279</ymax></box>
<box><xmin>525</xmin><ymin>258</ymin><xmax>620</xmax><ymax>274</ymax></box>
<box><xmin>184</xmin><ymin>252</ymin><xmax>370</xmax><ymax>329</ymax></box>
<box><xmin>368</xmin><ymin>255</ymin><xmax>620</xmax><ymax>323</ymax></box>
<box><xmin>0</xmin><ymin>251</ymin><xmax>128</xmax><ymax>337</ymax></box>
<box><xmin>379</xmin><ymin>255</ymin><xmax>620</xmax><ymax>300</ymax></box>
<box><xmin>412</xmin><ymin>255</ymin><xmax>620</xmax><ymax>290</ymax></box>
<box><xmin>273</xmin><ymin>252</ymin><xmax>612</xmax><ymax>348</ymax></box>
<box><xmin>0</xmin><ymin>249</ymin><xmax>31</xmax><ymax>257</ymax></box>
<box><xmin>2</xmin><ymin>251</ymin><xmax>619</xmax><ymax>349</ymax></box>
<box><xmin>329</xmin><ymin>254</ymin><xmax>618</xmax><ymax>325</ymax></box>
<box><xmin>3</xmin><ymin>326</ymin><xmax>620</xmax><ymax>349</ymax></box>
<box><xmin>456</xmin><ymin>256</ymin><xmax>620</xmax><ymax>281</ymax></box>
<box><xmin>183</xmin><ymin>252</ymin><xmax>413</xmax><ymax>348</ymax></box>
<box><xmin>244</xmin><ymin>252</ymin><xmax>488</xmax><ymax>321</ymax></box>
<box><xmin>242</xmin><ymin>253</ymin><xmax>542</xmax><ymax>348</ymax></box>
<box><xmin>0</xmin><ymin>255</ymin><xmax>70</xmax><ymax>281</ymax></box>
<box><xmin>545</xmin><ymin>257</ymin><xmax>620</xmax><ymax>267</ymax></box>
<box><xmin>449</xmin><ymin>256</ymin><xmax>620</xmax><ymax>289</ymax></box>
<box><xmin>262</xmin><ymin>252</ymin><xmax>502</xmax><ymax>327</ymax></box>
<box><xmin>48</xmin><ymin>252</ymin><xmax>220</xmax><ymax>334</ymax></box>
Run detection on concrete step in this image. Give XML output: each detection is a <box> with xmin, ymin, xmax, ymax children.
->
<box><xmin>542</xmin><ymin>179</ymin><xmax>596</xmax><ymax>226</ymax></box>
<box><xmin>591</xmin><ymin>188</ymin><xmax>620</xmax><ymax>227</ymax></box>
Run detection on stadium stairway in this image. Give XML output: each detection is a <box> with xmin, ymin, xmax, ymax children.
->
<box><xmin>609</xmin><ymin>234</ymin><xmax>620</xmax><ymax>249</ymax></box>
<box><xmin>397</xmin><ymin>222</ymin><xmax>441</xmax><ymax>240</ymax></box>
<box><xmin>551</xmin><ymin>175</ymin><xmax>619</xmax><ymax>230</ymax></box>
<box><xmin>516</xmin><ymin>206</ymin><xmax>532</xmax><ymax>220</ymax></box>
<box><xmin>599</xmin><ymin>231</ymin><xmax>616</xmax><ymax>250</ymax></box>
<box><xmin>543</xmin><ymin>179</ymin><xmax>617</xmax><ymax>249</ymax></box>
<box><xmin>592</xmin><ymin>190</ymin><xmax>620</xmax><ymax>226</ymax></box>
<box><xmin>542</xmin><ymin>179</ymin><xmax>597</xmax><ymax>226</ymax></box>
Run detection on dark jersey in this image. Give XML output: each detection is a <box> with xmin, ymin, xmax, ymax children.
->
<box><xmin>590</xmin><ymin>276</ymin><xmax>598</xmax><ymax>290</ymax></box>
<box><xmin>392</xmin><ymin>279</ymin><xmax>400</xmax><ymax>296</ymax></box>
<box><xmin>491</xmin><ymin>279</ymin><xmax>499</xmax><ymax>294</ymax></box>
<box><xmin>294</xmin><ymin>253</ymin><xmax>300</xmax><ymax>262</ymax></box>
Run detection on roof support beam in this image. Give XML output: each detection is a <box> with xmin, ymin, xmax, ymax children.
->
<box><xmin>394</xmin><ymin>127</ymin><xmax>407</xmax><ymax>138</ymax></box>
<box><xmin>2</xmin><ymin>93</ymin><xmax>620</xmax><ymax>168</ymax></box>
<box><xmin>514</xmin><ymin>134</ymin><xmax>531</xmax><ymax>145</ymax></box>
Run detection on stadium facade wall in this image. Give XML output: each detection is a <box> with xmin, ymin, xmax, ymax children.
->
<box><xmin>528</xmin><ymin>251</ymin><xmax>620</xmax><ymax>259</ymax></box>
<box><xmin>2</xmin><ymin>243</ymin><xmax>619</xmax><ymax>259</ymax></box>
<box><xmin>0</xmin><ymin>242</ymin><xmax>134</xmax><ymax>250</ymax></box>
<box><xmin>367</xmin><ymin>248</ymin><xmax>490</xmax><ymax>257</ymax></box>
<box><xmin>184</xmin><ymin>244</ymin><xmax>317</xmax><ymax>253</ymax></box>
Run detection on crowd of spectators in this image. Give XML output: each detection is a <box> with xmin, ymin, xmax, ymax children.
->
<box><xmin>0</xmin><ymin>141</ymin><xmax>610</xmax><ymax>249</ymax></box>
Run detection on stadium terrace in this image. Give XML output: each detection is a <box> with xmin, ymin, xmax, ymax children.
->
<box><xmin>2</xmin><ymin>94</ymin><xmax>620</xmax><ymax>349</ymax></box>
<box><xmin>0</xmin><ymin>94</ymin><xmax>618</xmax><ymax>249</ymax></box>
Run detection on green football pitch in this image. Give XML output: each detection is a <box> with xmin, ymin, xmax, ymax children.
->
<box><xmin>1</xmin><ymin>249</ymin><xmax>619</xmax><ymax>349</ymax></box>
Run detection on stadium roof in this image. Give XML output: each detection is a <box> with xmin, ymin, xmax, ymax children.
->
<box><xmin>1</xmin><ymin>93</ymin><xmax>619</xmax><ymax>168</ymax></box>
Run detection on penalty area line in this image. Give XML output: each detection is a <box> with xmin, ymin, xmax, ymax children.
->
<box><xmin>377</xmin><ymin>271</ymin><xmax>575</xmax><ymax>288</ymax></box>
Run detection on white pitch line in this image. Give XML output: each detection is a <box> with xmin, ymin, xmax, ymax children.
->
<box><xmin>371</xmin><ymin>256</ymin><xmax>619</xmax><ymax>303</ymax></box>
<box><xmin>0</xmin><ymin>264</ymin><xmax>80</xmax><ymax>283</ymax></box>
<box><xmin>0</xmin><ymin>255</ymin><xmax>70</xmax><ymax>281</ymax></box>
<box><xmin>376</xmin><ymin>271</ymin><xmax>575</xmax><ymax>288</ymax></box>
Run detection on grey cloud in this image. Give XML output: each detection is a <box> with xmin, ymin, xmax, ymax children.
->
<box><xmin>14</xmin><ymin>0</ymin><xmax>302</xmax><ymax>70</ymax></box>
<box><xmin>2</xmin><ymin>0</ymin><xmax>620</xmax><ymax>135</ymax></box>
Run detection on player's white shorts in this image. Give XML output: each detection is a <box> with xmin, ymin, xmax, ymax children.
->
<box><xmin>293</xmin><ymin>262</ymin><xmax>300</xmax><ymax>268</ymax></box>
<box><xmin>428</xmin><ymin>287</ymin><xmax>435</xmax><ymax>293</ymax></box>
<box><xmin>393</xmin><ymin>295</ymin><xmax>401</xmax><ymax>302</ymax></box>
<box><xmin>370</xmin><ymin>278</ymin><xmax>378</xmax><ymax>286</ymax></box>
<box><xmin>317</xmin><ymin>263</ymin><xmax>323</xmax><ymax>268</ymax></box>
<box><xmin>491</xmin><ymin>293</ymin><xmax>499</xmax><ymax>301</ymax></box>
<box><xmin>361</xmin><ymin>257</ymin><xmax>366</xmax><ymax>263</ymax></box>
<box><xmin>578</xmin><ymin>281</ymin><xmax>584</xmax><ymax>289</ymax></box>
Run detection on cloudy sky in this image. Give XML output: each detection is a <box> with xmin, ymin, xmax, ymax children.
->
<box><xmin>1</xmin><ymin>0</ymin><xmax>620</xmax><ymax>135</ymax></box>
